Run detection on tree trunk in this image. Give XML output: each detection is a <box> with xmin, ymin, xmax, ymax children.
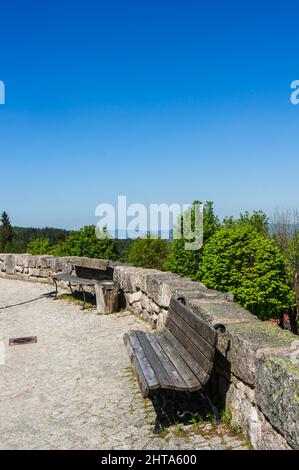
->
<box><xmin>278</xmin><ymin>311</ymin><xmax>284</xmax><ymax>329</ymax></box>
<box><xmin>95</xmin><ymin>281</ymin><xmax>118</xmax><ymax>314</ymax></box>
<box><xmin>288</xmin><ymin>309</ymin><xmax>298</xmax><ymax>335</ymax></box>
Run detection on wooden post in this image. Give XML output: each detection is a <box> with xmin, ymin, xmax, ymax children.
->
<box><xmin>95</xmin><ymin>281</ymin><xmax>118</xmax><ymax>314</ymax></box>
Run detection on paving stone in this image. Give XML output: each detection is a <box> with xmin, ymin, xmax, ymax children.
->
<box><xmin>0</xmin><ymin>278</ymin><xmax>247</xmax><ymax>450</ymax></box>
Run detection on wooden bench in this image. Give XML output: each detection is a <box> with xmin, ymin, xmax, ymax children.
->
<box><xmin>52</xmin><ymin>258</ymin><xmax>109</xmax><ymax>309</ymax></box>
<box><xmin>124</xmin><ymin>296</ymin><xmax>221</xmax><ymax>432</ymax></box>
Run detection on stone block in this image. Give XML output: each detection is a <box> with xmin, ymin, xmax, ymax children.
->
<box><xmin>5</xmin><ymin>255</ymin><xmax>16</xmax><ymax>275</ymax></box>
<box><xmin>28</xmin><ymin>256</ymin><xmax>37</xmax><ymax>268</ymax></box>
<box><xmin>187</xmin><ymin>299</ymin><xmax>258</xmax><ymax>324</ymax></box>
<box><xmin>128</xmin><ymin>290</ymin><xmax>143</xmax><ymax>304</ymax></box>
<box><xmin>130</xmin><ymin>301</ymin><xmax>142</xmax><ymax>316</ymax></box>
<box><xmin>145</xmin><ymin>272</ymin><xmax>181</xmax><ymax>307</ymax></box>
<box><xmin>226</xmin><ymin>378</ymin><xmax>291</xmax><ymax>450</ymax></box>
<box><xmin>256</xmin><ymin>353</ymin><xmax>299</xmax><ymax>449</ymax></box>
<box><xmin>216</xmin><ymin>321</ymin><xmax>297</xmax><ymax>385</ymax></box>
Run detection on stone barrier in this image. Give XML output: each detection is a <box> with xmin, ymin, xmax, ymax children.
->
<box><xmin>0</xmin><ymin>253</ymin><xmax>298</xmax><ymax>449</ymax></box>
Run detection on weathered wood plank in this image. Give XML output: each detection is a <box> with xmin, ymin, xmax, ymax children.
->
<box><xmin>168</xmin><ymin>308</ymin><xmax>215</xmax><ymax>361</ymax></box>
<box><xmin>95</xmin><ymin>281</ymin><xmax>118</xmax><ymax>314</ymax></box>
<box><xmin>69</xmin><ymin>256</ymin><xmax>109</xmax><ymax>270</ymax></box>
<box><xmin>52</xmin><ymin>274</ymin><xmax>98</xmax><ymax>285</ymax></box>
<box><xmin>135</xmin><ymin>331</ymin><xmax>178</xmax><ymax>390</ymax></box>
<box><xmin>123</xmin><ymin>333</ymin><xmax>150</xmax><ymax>397</ymax></box>
<box><xmin>142</xmin><ymin>332</ymin><xmax>189</xmax><ymax>391</ymax></box>
<box><xmin>166</xmin><ymin>318</ymin><xmax>213</xmax><ymax>375</ymax></box>
<box><xmin>124</xmin><ymin>332</ymin><xmax>160</xmax><ymax>395</ymax></box>
<box><xmin>154</xmin><ymin>333</ymin><xmax>201</xmax><ymax>391</ymax></box>
<box><xmin>162</xmin><ymin>330</ymin><xmax>210</xmax><ymax>386</ymax></box>
<box><xmin>169</xmin><ymin>298</ymin><xmax>217</xmax><ymax>347</ymax></box>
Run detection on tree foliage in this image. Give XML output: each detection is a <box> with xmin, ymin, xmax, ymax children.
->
<box><xmin>0</xmin><ymin>211</ymin><xmax>14</xmax><ymax>252</ymax></box>
<box><xmin>270</xmin><ymin>208</ymin><xmax>299</xmax><ymax>332</ymax></box>
<box><xmin>27</xmin><ymin>238</ymin><xmax>53</xmax><ymax>255</ymax></box>
<box><xmin>127</xmin><ymin>235</ymin><xmax>170</xmax><ymax>270</ymax></box>
<box><xmin>164</xmin><ymin>201</ymin><xmax>219</xmax><ymax>279</ymax></box>
<box><xmin>27</xmin><ymin>226</ymin><xmax>119</xmax><ymax>260</ymax></box>
<box><xmin>199</xmin><ymin>224</ymin><xmax>294</xmax><ymax>319</ymax></box>
<box><xmin>222</xmin><ymin>210</ymin><xmax>269</xmax><ymax>235</ymax></box>
<box><xmin>51</xmin><ymin>225</ymin><xmax>119</xmax><ymax>260</ymax></box>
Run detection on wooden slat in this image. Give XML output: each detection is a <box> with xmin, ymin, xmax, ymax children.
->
<box><xmin>142</xmin><ymin>332</ymin><xmax>189</xmax><ymax>391</ymax></box>
<box><xmin>68</xmin><ymin>256</ymin><xmax>109</xmax><ymax>270</ymax></box>
<box><xmin>123</xmin><ymin>333</ymin><xmax>149</xmax><ymax>397</ymax></box>
<box><xmin>52</xmin><ymin>274</ymin><xmax>97</xmax><ymax>285</ymax></box>
<box><xmin>154</xmin><ymin>333</ymin><xmax>201</xmax><ymax>391</ymax></box>
<box><xmin>123</xmin><ymin>332</ymin><xmax>160</xmax><ymax>396</ymax></box>
<box><xmin>162</xmin><ymin>330</ymin><xmax>210</xmax><ymax>386</ymax></box>
<box><xmin>167</xmin><ymin>308</ymin><xmax>215</xmax><ymax>362</ymax></box>
<box><xmin>135</xmin><ymin>331</ymin><xmax>179</xmax><ymax>390</ymax></box>
<box><xmin>166</xmin><ymin>318</ymin><xmax>213</xmax><ymax>375</ymax></box>
<box><xmin>169</xmin><ymin>298</ymin><xmax>217</xmax><ymax>347</ymax></box>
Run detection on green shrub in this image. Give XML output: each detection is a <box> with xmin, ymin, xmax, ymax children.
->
<box><xmin>50</xmin><ymin>225</ymin><xmax>119</xmax><ymax>260</ymax></box>
<box><xmin>27</xmin><ymin>238</ymin><xmax>53</xmax><ymax>255</ymax></box>
<box><xmin>127</xmin><ymin>236</ymin><xmax>170</xmax><ymax>270</ymax></box>
<box><xmin>199</xmin><ymin>225</ymin><xmax>294</xmax><ymax>319</ymax></box>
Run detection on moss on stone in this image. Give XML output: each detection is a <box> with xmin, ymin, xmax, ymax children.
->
<box><xmin>267</xmin><ymin>355</ymin><xmax>299</xmax><ymax>377</ymax></box>
<box><xmin>228</xmin><ymin>321</ymin><xmax>297</xmax><ymax>350</ymax></box>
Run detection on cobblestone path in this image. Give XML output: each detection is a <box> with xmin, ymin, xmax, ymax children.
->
<box><xmin>0</xmin><ymin>279</ymin><xmax>247</xmax><ymax>450</ymax></box>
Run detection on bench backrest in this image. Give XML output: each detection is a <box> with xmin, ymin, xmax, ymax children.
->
<box><xmin>165</xmin><ymin>297</ymin><xmax>217</xmax><ymax>375</ymax></box>
<box><xmin>69</xmin><ymin>257</ymin><xmax>109</xmax><ymax>271</ymax></box>
<box><xmin>69</xmin><ymin>257</ymin><xmax>109</xmax><ymax>281</ymax></box>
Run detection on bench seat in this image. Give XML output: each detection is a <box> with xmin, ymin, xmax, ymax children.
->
<box><xmin>123</xmin><ymin>297</ymin><xmax>218</xmax><ymax>398</ymax></box>
<box><xmin>52</xmin><ymin>273</ymin><xmax>98</xmax><ymax>286</ymax></box>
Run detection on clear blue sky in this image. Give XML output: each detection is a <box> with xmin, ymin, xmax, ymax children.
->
<box><xmin>0</xmin><ymin>0</ymin><xmax>298</xmax><ymax>229</ymax></box>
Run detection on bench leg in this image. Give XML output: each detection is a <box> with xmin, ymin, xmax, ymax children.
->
<box><xmin>201</xmin><ymin>391</ymin><xmax>221</xmax><ymax>425</ymax></box>
<box><xmin>151</xmin><ymin>392</ymin><xmax>170</xmax><ymax>434</ymax></box>
<box><xmin>68</xmin><ymin>282</ymin><xmax>74</xmax><ymax>295</ymax></box>
<box><xmin>53</xmin><ymin>279</ymin><xmax>58</xmax><ymax>299</ymax></box>
<box><xmin>79</xmin><ymin>285</ymin><xmax>86</xmax><ymax>310</ymax></box>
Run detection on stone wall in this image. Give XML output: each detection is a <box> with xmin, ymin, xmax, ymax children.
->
<box><xmin>0</xmin><ymin>253</ymin><xmax>298</xmax><ymax>450</ymax></box>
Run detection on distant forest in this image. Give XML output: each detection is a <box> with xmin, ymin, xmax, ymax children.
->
<box><xmin>11</xmin><ymin>226</ymin><xmax>70</xmax><ymax>252</ymax></box>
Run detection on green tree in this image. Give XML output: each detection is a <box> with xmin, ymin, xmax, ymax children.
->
<box><xmin>199</xmin><ymin>225</ymin><xmax>294</xmax><ymax>320</ymax></box>
<box><xmin>27</xmin><ymin>238</ymin><xmax>53</xmax><ymax>255</ymax></box>
<box><xmin>127</xmin><ymin>235</ymin><xmax>170</xmax><ymax>270</ymax></box>
<box><xmin>164</xmin><ymin>201</ymin><xmax>219</xmax><ymax>279</ymax></box>
<box><xmin>50</xmin><ymin>225</ymin><xmax>119</xmax><ymax>260</ymax></box>
<box><xmin>222</xmin><ymin>210</ymin><xmax>269</xmax><ymax>235</ymax></box>
<box><xmin>271</xmin><ymin>209</ymin><xmax>299</xmax><ymax>333</ymax></box>
<box><xmin>0</xmin><ymin>211</ymin><xmax>14</xmax><ymax>252</ymax></box>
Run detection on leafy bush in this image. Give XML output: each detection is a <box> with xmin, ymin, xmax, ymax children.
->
<box><xmin>51</xmin><ymin>225</ymin><xmax>119</xmax><ymax>260</ymax></box>
<box><xmin>27</xmin><ymin>238</ymin><xmax>53</xmax><ymax>255</ymax></box>
<box><xmin>199</xmin><ymin>225</ymin><xmax>294</xmax><ymax>319</ymax></box>
<box><xmin>127</xmin><ymin>236</ymin><xmax>170</xmax><ymax>270</ymax></box>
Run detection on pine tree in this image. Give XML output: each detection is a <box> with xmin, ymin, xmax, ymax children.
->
<box><xmin>0</xmin><ymin>211</ymin><xmax>14</xmax><ymax>252</ymax></box>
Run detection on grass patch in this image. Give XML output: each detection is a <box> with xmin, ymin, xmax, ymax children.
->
<box><xmin>173</xmin><ymin>424</ymin><xmax>188</xmax><ymax>438</ymax></box>
<box><xmin>221</xmin><ymin>409</ymin><xmax>253</xmax><ymax>449</ymax></box>
<box><xmin>55</xmin><ymin>293</ymin><xmax>94</xmax><ymax>310</ymax></box>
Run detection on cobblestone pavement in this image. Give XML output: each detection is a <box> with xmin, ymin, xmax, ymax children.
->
<box><xmin>0</xmin><ymin>278</ymin><xmax>248</xmax><ymax>450</ymax></box>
